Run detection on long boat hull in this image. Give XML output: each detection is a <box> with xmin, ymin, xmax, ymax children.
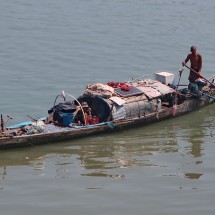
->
<box><xmin>0</xmin><ymin>94</ymin><xmax>214</xmax><ymax>149</ymax></box>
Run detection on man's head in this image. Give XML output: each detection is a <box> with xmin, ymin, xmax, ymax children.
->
<box><xmin>190</xmin><ymin>46</ymin><xmax>197</xmax><ymax>54</ymax></box>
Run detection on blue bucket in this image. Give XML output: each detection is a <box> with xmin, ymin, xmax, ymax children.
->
<box><xmin>62</xmin><ymin>113</ymin><xmax>74</xmax><ymax>127</ymax></box>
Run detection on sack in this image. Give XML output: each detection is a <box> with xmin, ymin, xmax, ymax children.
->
<box><xmin>48</xmin><ymin>101</ymin><xmax>76</xmax><ymax>125</ymax></box>
<box><xmin>188</xmin><ymin>83</ymin><xmax>199</xmax><ymax>94</ymax></box>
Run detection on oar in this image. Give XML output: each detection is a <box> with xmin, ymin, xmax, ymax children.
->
<box><xmin>184</xmin><ymin>65</ymin><xmax>215</xmax><ymax>87</ymax></box>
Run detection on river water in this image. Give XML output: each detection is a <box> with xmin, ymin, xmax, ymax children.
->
<box><xmin>0</xmin><ymin>1</ymin><xmax>215</xmax><ymax>215</ymax></box>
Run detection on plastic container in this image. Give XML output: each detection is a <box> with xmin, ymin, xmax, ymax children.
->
<box><xmin>62</xmin><ymin>113</ymin><xmax>74</xmax><ymax>127</ymax></box>
<box><xmin>155</xmin><ymin>72</ymin><xmax>175</xmax><ymax>85</ymax></box>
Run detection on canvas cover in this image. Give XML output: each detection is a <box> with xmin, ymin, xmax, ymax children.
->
<box><xmin>81</xmin><ymin>79</ymin><xmax>176</xmax><ymax>120</ymax></box>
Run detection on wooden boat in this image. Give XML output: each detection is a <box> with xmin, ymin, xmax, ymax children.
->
<box><xmin>0</xmin><ymin>72</ymin><xmax>215</xmax><ymax>149</ymax></box>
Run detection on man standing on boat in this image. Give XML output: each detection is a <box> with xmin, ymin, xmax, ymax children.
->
<box><xmin>182</xmin><ymin>46</ymin><xmax>206</xmax><ymax>93</ymax></box>
<box><xmin>182</xmin><ymin>46</ymin><xmax>202</xmax><ymax>83</ymax></box>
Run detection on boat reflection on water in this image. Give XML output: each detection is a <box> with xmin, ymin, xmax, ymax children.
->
<box><xmin>0</xmin><ymin>105</ymin><xmax>214</xmax><ymax>180</ymax></box>
<box><xmin>0</xmin><ymin>131</ymin><xmax>177</xmax><ymax>180</ymax></box>
<box><xmin>178</xmin><ymin>105</ymin><xmax>215</xmax><ymax>180</ymax></box>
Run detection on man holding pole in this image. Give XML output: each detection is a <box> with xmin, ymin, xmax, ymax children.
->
<box><xmin>182</xmin><ymin>46</ymin><xmax>202</xmax><ymax>83</ymax></box>
<box><xmin>182</xmin><ymin>46</ymin><xmax>207</xmax><ymax>93</ymax></box>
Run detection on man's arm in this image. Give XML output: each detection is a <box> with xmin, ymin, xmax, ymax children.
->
<box><xmin>182</xmin><ymin>54</ymin><xmax>190</xmax><ymax>66</ymax></box>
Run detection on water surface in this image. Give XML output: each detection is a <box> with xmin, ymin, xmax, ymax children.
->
<box><xmin>0</xmin><ymin>1</ymin><xmax>215</xmax><ymax>215</ymax></box>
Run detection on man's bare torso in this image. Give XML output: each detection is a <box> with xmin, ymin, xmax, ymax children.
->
<box><xmin>188</xmin><ymin>53</ymin><xmax>202</xmax><ymax>69</ymax></box>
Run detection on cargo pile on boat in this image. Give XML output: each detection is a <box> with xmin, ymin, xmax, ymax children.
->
<box><xmin>0</xmin><ymin>71</ymin><xmax>214</xmax><ymax>149</ymax></box>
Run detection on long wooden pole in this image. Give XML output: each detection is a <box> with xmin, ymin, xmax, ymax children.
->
<box><xmin>1</xmin><ymin>114</ymin><xmax>4</xmax><ymax>132</ymax></box>
<box><xmin>184</xmin><ymin>65</ymin><xmax>215</xmax><ymax>87</ymax></box>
